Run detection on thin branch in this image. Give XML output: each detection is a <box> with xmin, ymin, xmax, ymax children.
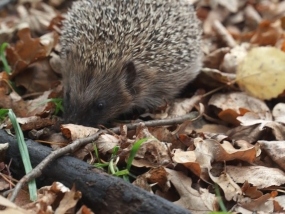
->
<box><xmin>10</xmin><ymin>110</ymin><xmax>202</xmax><ymax>202</ymax></box>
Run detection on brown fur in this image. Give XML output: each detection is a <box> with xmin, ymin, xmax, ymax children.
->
<box><xmin>61</xmin><ymin>0</ymin><xmax>202</xmax><ymax>126</ymax></box>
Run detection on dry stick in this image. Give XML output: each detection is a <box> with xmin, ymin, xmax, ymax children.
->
<box><xmin>10</xmin><ymin>110</ymin><xmax>201</xmax><ymax>202</ymax></box>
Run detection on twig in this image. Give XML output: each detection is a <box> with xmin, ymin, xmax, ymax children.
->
<box><xmin>10</xmin><ymin>110</ymin><xmax>202</xmax><ymax>202</ymax></box>
<box><xmin>9</xmin><ymin>130</ymin><xmax>105</xmax><ymax>202</ymax></box>
<box><xmin>119</xmin><ymin>110</ymin><xmax>201</xmax><ymax>132</ymax></box>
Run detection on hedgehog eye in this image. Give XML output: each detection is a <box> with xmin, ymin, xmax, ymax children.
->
<box><xmin>96</xmin><ymin>101</ymin><xmax>105</xmax><ymax>111</ymax></box>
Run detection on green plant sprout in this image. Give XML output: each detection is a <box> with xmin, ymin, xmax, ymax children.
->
<box><xmin>0</xmin><ymin>43</ymin><xmax>11</xmax><ymax>74</ymax></box>
<box><xmin>0</xmin><ymin>109</ymin><xmax>9</xmax><ymax>121</ymax></box>
<box><xmin>7</xmin><ymin>109</ymin><xmax>37</xmax><ymax>201</ymax></box>
<box><xmin>37</xmin><ymin>98</ymin><xmax>64</xmax><ymax>115</ymax></box>
<box><xmin>93</xmin><ymin>138</ymin><xmax>148</xmax><ymax>182</ymax></box>
<box><xmin>213</xmin><ymin>183</ymin><xmax>229</xmax><ymax>213</ymax></box>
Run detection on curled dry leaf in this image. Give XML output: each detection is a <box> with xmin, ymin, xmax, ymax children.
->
<box><xmin>264</xmin><ymin>121</ymin><xmax>285</xmax><ymax>141</ymax></box>
<box><xmin>209</xmin><ymin>92</ymin><xmax>271</xmax><ymax>125</ymax></box>
<box><xmin>209</xmin><ymin>171</ymin><xmax>242</xmax><ymax>201</ymax></box>
<box><xmin>194</xmin><ymin>137</ymin><xmax>257</xmax><ymax>164</ymax></box>
<box><xmin>172</xmin><ymin>149</ymin><xmax>201</xmax><ymax>177</ymax></box>
<box><xmin>15</xmin><ymin>59</ymin><xmax>60</xmax><ymax>94</ymax></box>
<box><xmin>237</xmin><ymin>46</ymin><xmax>285</xmax><ymax>100</ymax></box>
<box><xmin>55</xmin><ymin>185</ymin><xmax>82</xmax><ymax>214</ymax></box>
<box><xmin>131</xmin><ymin>137</ymin><xmax>171</xmax><ymax>168</ymax></box>
<box><xmin>61</xmin><ymin>124</ymin><xmax>98</xmax><ymax>159</ymax></box>
<box><xmin>165</xmin><ymin>168</ymin><xmax>218</xmax><ymax>213</ymax></box>
<box><xmin>22</xmin><ymin>182</ymin><xmax>84</xmax><ymax>213</ymax></box>
<box><xmin>26</xmin><ymin>90</ymin><xmax>55</xmax><ymax>116</ymax></box>
<box><xmin>226</xmin><ymin>166</ymin><xmax>285</xmax><ymax>189</ymax></box>
<box><xmin>0</xmin><ymin>89</ymin><xmax>59</xmax><ymax>128</ymax></box>
<box><xmin>133</xmin><ymin>175</ymin><xmax>154</xmax><ymax>193</ymax></box>
<box><xmin>237</xmin><ymin>112</ymin><xmax>272</xmax><ymax>130</ymax></box>
<box><xmin>96</xmin><ymin>134</ymin><xmax>119</xmax><ymax>154</ymax></box>
<box><xmin>61</xmin><ymin>124</ymin><xmax>98</xmax><ymax>141</ymax></box>
<box><xmin>242</xmin><ymin>181</ymin><xmax>263</xmax><ymax>199</ymax></box>
<box><xmin>239</xmin><ymin>193</ymin><xmax>275</xmax><ymax>213</ymax></box>
<box><xmin>220</xmin><ymin>43</ymin><xmax>249</xmax><ymax>74</ymax></box>
<box><xmin>203</xmin><ymin>47</ymin><xmax>230</xmax><ymax>69</ymax></box>
<box><xmin>131</xmin><ymin>124</ymin><xmax>171</xmax><ymax>167</ymax></box>
<box><xmin>272</xmin><ymin>103</ymin><xmax>285</xmax><ymax>123</ymax></box>
<box><xmin>258</xmin><ymin>140</ymin><xmax>285</xmax><ymax>171</ymax></box>
<box><xmin>133</xmin><ymin>167</ymin><xmax>169</xmax><ymax>193</ymax></box>
<box><xmin>6</xmin><ymin>28</ymin><xmax>58</xmax><ymax>78</ymax></box>
<box><xmin>226</xmin><ymin>124</ymin><xmax>262</xmax><ymax>143</ymax></box>
<box><xmin>146</xmin><ymin>167</ymin><xmax>169</xmax><ymax>191</ymax></box>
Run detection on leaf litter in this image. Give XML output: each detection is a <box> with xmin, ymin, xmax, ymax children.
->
<box><xmin>0</xmin><ymin>0</ymin><xmax>285</xmax><ymax>213</ymax></box>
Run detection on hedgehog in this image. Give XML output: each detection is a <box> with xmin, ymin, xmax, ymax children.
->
<box><xmin>60</xmin><ymin>0</ymin><xmax>202</xmax><ymax>127</ymax></box>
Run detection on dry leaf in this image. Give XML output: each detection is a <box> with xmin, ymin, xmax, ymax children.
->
<box><xmin>61</xmin><ymin>124</ymin><xmax>98</xmax><ymax>141</ymax></box>
<box><xmin>55</xmin><ymin>185</ymin><xmax>82</xmax><ymax>214</ymax></box>
<box><xmin>226</xmin><ymin>166</ymin><xmax>285</xmax><ymax>188</ymax></box>
<box><xmin>237</xmin><ymin>46</ymin><xmax>285</xmax><ymax>100</ymax></box>
<box><xmin>166</xmin><ymin>168</ymin><xmax>218</xmax><ymax>213</ymax></box>
<box><xmin>209</xmin><ymin>92</ymin><xmax>271</xmax><ymax>125</ymax></box>
<box><xmin>194</xmin><ymin>137</ymin><xmax>257</xmax><ymax>163</ymax></box>
<box><xmin>220</xmin><ymin>43</ymin><xmax>249</xmax><ymax>73</ymax></box>
<box><xmin>209</xmin><ymin>171</ymin><xmax>242</xmax><ymax>201</ymax></box>
<box><xmin>172</xmin><ymin>149</ymin><xmax>201</xmax><ymax>177</ymax></box>
<box><xmin>258</xmin><ymin>140</ymin><xmax>285</xmax><ymax>171</ymax></box>
<box><xmin>131</xmin><ymin>124</ymin><xmax>171</xmax><ymax>167</ymax></box>
<box><xmin>0</xmin><ymin>195</ymin><xmax>29</xmax><ymax>214</ymax></box>
<box><xmin>272</xmin><ymin>103</ymin><xmax>285</xmax><ymax>123</ymax></box>
<box><xmin>6</xmin><ymin>28</ymin><xmax>58</xmax><ymax>78</ymax></box>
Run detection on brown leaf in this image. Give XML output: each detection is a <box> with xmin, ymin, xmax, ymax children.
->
<box><xmin>258</xmin><ymin>140</ymin><xmax>285</xmax><ymax>171</ymax></box>
<box><xmin>227</xmin><ymin>166</ymin><xmax>285</xmax><ymax>188</ymax></box>
<box><xmin>166</xmin><ymin>168</ymin><xmax>218</xmax><ymax>212</ymax></box>
<box><xmin>6</xmin><ymin>28</ymin><xmax>58</xmax><ymax>78</ymax></box>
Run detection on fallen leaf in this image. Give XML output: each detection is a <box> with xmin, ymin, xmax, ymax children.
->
<box><xmin>272</xmin><ymin>103</ymin><xmax>285</xmax><ymax>123</ymax></box>
<box><xmin>237</xmin><ymin>46</ymin><xmax>285</xmax><ymax>100</ymax></box>
<box><xmin>61</xmin><ymin>124</ymin><xmax>98</xmax><ymax>141</ymax></box>
<box><xmin>166</xmin><ymin>168</ymin><xmax>218</xmax><ymax>213</ymax></box>
<box><xmin>209</xmin><ymin>171</ymin><xmax>242</xmax><ymax>201</ymax></box>
<box><xmin>258</xmin><ymin>140</ymin><xmax>285</xmax><ymax>171</ymax></box>
<box><xmin>172</xmin><ymin>149</ymin><xmax>201</xmax><ymax>177</ymax></box>
<box><xmin>209</xmin><ymin>92</ymin><xmax>271</xmax><ymax>125</ymax></box>
<box><xmin>227</xmin><ymin>166</ymin><xmax>285</xmax><ymax>188</ymax></box>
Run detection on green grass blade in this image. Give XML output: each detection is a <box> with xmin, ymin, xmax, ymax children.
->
<box><xmin>36</xmin><ymin>98</ymin><xmax>64</xmax><ymax>115</ymax></box>
<box><xmin>8</xmin><ymin>109</ymin><xmax>37</xmax><ymax>201</ymax></box>
<box><xmin>0</xmin><ymin>43</ymin><xmax>11</xmax><ymax>74</ymax></box>
<box><xmin>113</xmin><ymin>169</ymin><xmax>129</xmax><ymax>177</ymax></box>
<box><xmin>214</xmin><ymin>183</ymin><xmax>228</xmax><ymax>213</ymax></box>
<box><xmin>109</xmin><ymin>159</ymin><xmax>116</xmax><ymax>174</ymax></box>
<box><xmin>93</xmin><ymin>144</ymin><xmax>100</xmax><ymax>163</ymax></box>
<box><xmin>0</xmin><ymin>109</ymin><xmax>9</xmax><ymax>121</ymax></box>
<box><xmin>126</xmin><ymin>138</ymin><xmax>148</xmax><ymax>172</ymax></box>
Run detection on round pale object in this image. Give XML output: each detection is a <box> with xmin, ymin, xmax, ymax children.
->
<box><xmin>237</xmin><ymin>46</ymin><xmax>285</xmax><ymax>100</ymax></box>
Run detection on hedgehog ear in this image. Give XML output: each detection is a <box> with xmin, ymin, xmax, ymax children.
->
<box><xmin>122</xmin><ymin>61</ymin><xmax>137</xmax><ymax>93</ymax></box>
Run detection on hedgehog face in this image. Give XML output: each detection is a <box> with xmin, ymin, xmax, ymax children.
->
<box><xmin>62</xmin><ymin>57</ymin><xmax>136</xmax><ymax>127</ymax></box>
